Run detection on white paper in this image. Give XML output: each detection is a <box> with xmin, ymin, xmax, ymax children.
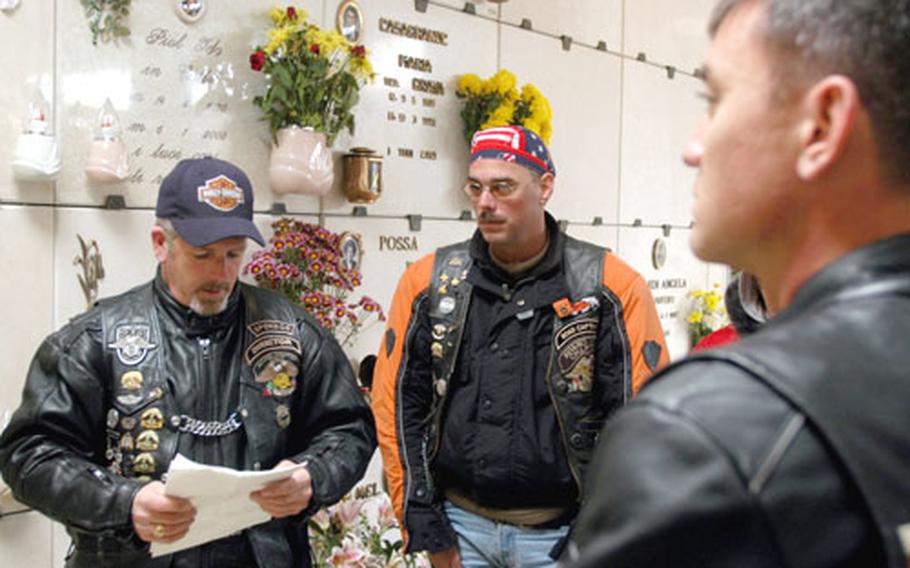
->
<box><xmin>150</xmin><ymin>454</ymin><xmax>307</xmax><ymax>557</ymax></box>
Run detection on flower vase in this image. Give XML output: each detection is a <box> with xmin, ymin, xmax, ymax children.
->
<box><xmin>269</xmin><ymin>126</ymin><xmax>334</xmax><ymax>196</ymax></box>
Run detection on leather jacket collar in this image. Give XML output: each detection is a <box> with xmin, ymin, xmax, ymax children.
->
<box><xmin>783</xmin><ymin>233</ymin><xmax>910</xmax><ymax>321</ymax></box>
<box><xmin>153</xmin><ymin>267</ymin><xmax>242</xmax><ymax>337</ymax></box>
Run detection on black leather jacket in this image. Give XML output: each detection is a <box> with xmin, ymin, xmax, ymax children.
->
<box><xmin>568</xmin><ymin>235</ymin><xmax>910</xmax><ymax>567</ymax></box>
<box><xmin>0</xmin><ymin>273</ymin><xmax>376</xmax><ymax>568</ymax></box>
<box><xmin>373</xmin><ymin>217</ymin><xmax>668</xmax><ymax>554</ymax></box>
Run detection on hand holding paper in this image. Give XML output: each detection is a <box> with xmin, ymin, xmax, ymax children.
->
<box><xmin>149</xmin><ymin>454</ymin><xmax>309</xmax><ymax>557</ymax></box>
<box><xmin>249</xmin><ymin>458</ymin><xmax>313</xmax><ymax>518</ymax></box>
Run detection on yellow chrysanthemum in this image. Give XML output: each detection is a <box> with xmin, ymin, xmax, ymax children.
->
<box><xmin>520</xmin><ymin>82</ymin><xmax>541</xmax><ymax>103</ymax></box>
<box><xmin>269</xmin><ymin>6</ymin><xmax>285</xmax><ymax>24</ymax></box>
<box><xmin>492</xmin><ymin>69</ymin><xmax>517</xmax><ymax>96</ymax></box>
<box><xmin>688</xmin><ymin>311</ymin><xmax>704</xmax><ymax>324</ymax></box>
<box><xmin>457</xmin><ymin>73</ymin><xmax>482</xmax><ymax>95</ymax></box>
<box><xmin>264</xmin><ymin>25</ymin><xmax>294</xmax><ymax>55</ymax></box>
<box><xmin>482</xmin><ymin>97</ymin><xmax>516</xmax><ymax>129</ymax></box>
<box><xmin>540</xmin><ymin>122</ymin><xmax>552</xmax><ymax>144</ymax></box>
<box><xmin>705</xmin><ymin>292</ymin><xmax>721</xmax><ymax>312</ymax></box>
<box><xmin>349</xmin><ymin>52</ymin><xmax>374</xmax><ymax>80</ymax></box>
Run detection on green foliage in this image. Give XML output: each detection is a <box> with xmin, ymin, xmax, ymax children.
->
<box><xmin>81</xmin><ymin>0</ymin><xmax>131</xmax><ymax>46</ymax></box>
<box><xmin>250</xmin><ymin>6</ymin><xmax>373</xmax><ymax>146</ymax></box>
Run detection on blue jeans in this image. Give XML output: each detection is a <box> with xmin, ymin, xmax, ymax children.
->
<box><xmin>444</xmin><ymin>501</ymin><xmax>569</xmax><ymax>568</ymax></box>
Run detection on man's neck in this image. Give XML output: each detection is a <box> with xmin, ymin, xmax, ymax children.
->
<box><xmin>490</xmin><ymin>226</ymin><xmax>549</xmax><ymax>264</ymax></box>
<box><xmin>762</xmin><ymin>188</ymin><xmax>910</xmax><ymax>311</ymax></box>
<box><xmin>490</xmin><ymin>234</ymin><xmax>550</xmax><ymax>275</ymax></box>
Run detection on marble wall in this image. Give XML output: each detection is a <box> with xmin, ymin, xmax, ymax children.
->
<box><xmin>0</xmin><ymin>1</ymin><xmax>723</xmax><ymax>565</ymax></box>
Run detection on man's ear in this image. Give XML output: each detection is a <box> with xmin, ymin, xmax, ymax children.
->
<box><xmin>151</xmin><ymin>226</ymin><xmax>169</xmax><ymax>263</ymax></box>
<box><xmin>539</xmin><ymin>172</ymin><xmax>555</xmax><ymax>206</ymax></box>
<box><xmin>796</xmin><ymin>75</ymin><xmax>860</xmax><ymax>180</ymax></box>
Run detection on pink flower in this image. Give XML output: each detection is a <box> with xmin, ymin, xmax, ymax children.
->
<box><xmin>310</xmin><ymin>507</ymin><xmax>330</xmax><ymax>529</ymax></box>
<box><xmin>334</xmin><ymin>499</ymin><xmax>363</xmax><ymax>525</ymax></box>
<box><xmin>352</xmin><ymin>45</ymin><xmax>366</xmax><ymax>58</ymax></box>
<box><xmin>377</xmin><ymin>498</ymin><xmax>397</xmax><ymax>530</ymax></box>
<box><xmin>310</xmin><ymin>43</ymin><xmax>320</xmax><ymax>55</ymax></box>
<box><xmin>328</xmin><ymin>541</ymin><xmax>366</xmax><ymax>567</ymax></box>
<box><xmin>286</xmin><ymin>6</ymin><xmax>298</xmax><ymax>20</ymax></box>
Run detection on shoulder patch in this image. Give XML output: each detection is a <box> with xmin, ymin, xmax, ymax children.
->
<box><xmin>385</xmin><ymin>329</ymin><xmax>396</xmax><ymax>356</ymax></box>
<box><xmin>643</xmin><ymin>340</ymin><xmax>663</xmax><ymax>372</ymax></box>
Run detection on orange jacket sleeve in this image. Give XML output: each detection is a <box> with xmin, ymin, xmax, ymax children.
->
<box><xmin>370</xmin><ymin>254</ymin><xmax>435</xmax><ymax>532</ymax></box>
<box><xmin>602</xmin><ymin>253</ymin><xmax>670</xmax><ymax>395</ymax></box>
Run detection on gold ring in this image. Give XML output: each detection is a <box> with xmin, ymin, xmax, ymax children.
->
<box><xmin>154</xmin><ymin>524</ymin><xmax>165</xmax><ymax>538</ymax></box>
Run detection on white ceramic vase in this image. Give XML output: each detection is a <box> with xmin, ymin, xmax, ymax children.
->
<box><xmin>269</xmin><ymin>126</ymin><xmax>333</xmax><ymax>195</ymax></box>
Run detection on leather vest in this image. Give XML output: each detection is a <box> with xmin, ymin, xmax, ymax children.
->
<box><xmin>97</xmin><ymin>283</ymin><xmax>304</xmax><ymax>482</ymax></box>
<box><xmin>690</xmin><ymin>277</ymin><xmax>910</xmax><ymax>567</ymax></box>
<box><xmin>425</xmin><ymin>236</ymin><xmax>614</xmax><ymax>492</ymax></box>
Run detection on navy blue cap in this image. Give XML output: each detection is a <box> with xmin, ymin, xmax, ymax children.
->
<box><xmin>156</xmin><ymin>157</ymin><xmax>265</xmax><ymax>247</ymax></box>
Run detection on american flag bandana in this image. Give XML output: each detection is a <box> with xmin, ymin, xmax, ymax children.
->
<box><xmin>470</xmin><ymin>126</ymin><xmax>555</xmax><ymax>177</ymax></box>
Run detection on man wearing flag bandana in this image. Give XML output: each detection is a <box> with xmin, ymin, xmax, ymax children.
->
<box><xmin>372</xmin><ymin>125</ymin><xmax>668</xmax><ymax>567</ymax></box>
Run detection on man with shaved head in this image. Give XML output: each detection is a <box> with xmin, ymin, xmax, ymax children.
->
<box><xmin>568</xmin><ymin>1</ymin><xmax>910</xmax><ymax>566</ymax></box>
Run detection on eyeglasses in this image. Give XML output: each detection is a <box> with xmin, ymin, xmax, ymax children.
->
<box><xmin>462</xmin><ymin>179</ymin><xmax>521</xmax><ymax>200</ymax></box>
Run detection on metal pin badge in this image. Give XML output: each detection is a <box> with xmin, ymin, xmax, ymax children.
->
<box><xmin>120</xmin><ymin>370</ymin><xmax>144</xmax><ymax>390</ymax></box>
<box><xmin>439</xmin><ymin>296</ymin><xmax>456</xmax><ymax>314</ymax></box>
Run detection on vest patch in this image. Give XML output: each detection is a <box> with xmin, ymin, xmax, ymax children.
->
<box><xmin>554</xmin><ymin>317</ymin><xmax>597</xmax><ymax>393</ymax></box>
<box><xmin>248</xmin><ymin>320</ymin><xmax>296</xmax><ymax>337</ymax></box>
<box><xmin>244</xmin><ymin>335</ymin><xmax>301</xmax><ymax>365</ymax></box>
<box><xmin>107</xmin><ymin>324</ymin><xmax>156</xmax><ymax>366</ymax></box>
<box><xmin>643</xmin><ymin>340</ymin><xmax>663</xmax><ymax>372</ymax></box>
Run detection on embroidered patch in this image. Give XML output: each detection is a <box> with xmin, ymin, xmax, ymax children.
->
<box><xmin>197</xmin><ymin>175</ymin><xmax>244</xmax><ymax>212</ymax></box>
<box><xmin>252</xmin><ymin>352</ymin><xmax>299</xmax><ymax>384</ymax></box>
<box><xmin>554</xmin><ymin>317</ymin><xmax>598</xmax><ymax>393</ymax></box>
<box><xmin>385</xmin><ymin>329</ymin><xmax>396</xmax><ymax>356</ymax></box>
<box><xmin>244</xmin><ymin>335</ymin><xmax>302</xmax><ymax>365</ymax></box>
<box><xmin>108</xmin><ymin>325</ymin><xmax>156</xmax><ymax>366</ymax></box>
<box><xmin>643</xmin><ymin>340</ymin><xmax>663</xmax><ymax>372</ymax></box>
<box><xmin>247</xmin><ymin>320</ymin><xmax>296</xmax><ymax>337</ymax></box>
<box><xmin>263</xmin><ymin>374</ymin><xmax>297</xmax><ymax>398</ymax></box>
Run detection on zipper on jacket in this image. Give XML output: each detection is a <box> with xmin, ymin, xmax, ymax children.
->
<box><xmin>197</xmin><ymin>336</ymin><xmax>213</xmax><ymax>465</ymax></box>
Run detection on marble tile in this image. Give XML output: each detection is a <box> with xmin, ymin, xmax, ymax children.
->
<box><xmin>616</xmin><ymin>226</ymin><xmax>727</xmax><ymax>360</ymax></box>
<box><xmin>500</xmin><ymin>25</ymin><xmax>623</xmax><ymax>225</ymax></box>
<box><xmin>53</xmin><ymin>0</ymin><xmax>324</xmax><ymax>211</ymax></box>
<box><xmin>623</xmin><ymin>0</ymin><xmax>716</xmax><ymax>75</ymax></box>
<box><xmin>565</xmin><ymin>223</ymin><xmax>619</xmax><ymax>253</ymax></box>
<box><xmin>322</xmin><ymin>0</ymin><xmax>498</xmax><ymax>218</ymax></box>
<box><xmin>500</xmin><ymin>0</ymin><xmax>622</xmax><ymax>54</ymax></box>
<box><xmin>619</xmin><ymin>62</ymin><xmax>703</xmax><ymax>226</ymax></box>
<box><xmin>0</xmin><ymin>511</ymin><xmax>55</xmax><ymax>568</ymax></box>
<box><xmin>0</xmin><ymin>206</ymin><xmax>54</xmax><ymax>415</ymax></box>
<box><xmin>53</xmin><ymin>208</ymin><xmax>160</xmax><ymax>326</ymax></box>
<box><xmin>0</xmin><ymin>0</ymin><xmax>55</xmax><ymax>203</ymax></box>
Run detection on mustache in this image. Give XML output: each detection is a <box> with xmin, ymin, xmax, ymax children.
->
<box><xmin>201</xmin><ymin>282</ymin><xmax>231</xmax><ymax>292</ymax></box>
<box><xmin>478</xmin><ymin>211</ymin><xmax>504</xmax><ymax>222</ymax></box>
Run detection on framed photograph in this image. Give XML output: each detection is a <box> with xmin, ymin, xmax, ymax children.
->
<box><xmin>336</xmin><ymin>0</ymin><xmax>364</xmax><ymax>44</ymax></box>
<box><xmin>339</xmin><ymin>232</ymin><xmax>364</xmax><ymax>272</ymax></box>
